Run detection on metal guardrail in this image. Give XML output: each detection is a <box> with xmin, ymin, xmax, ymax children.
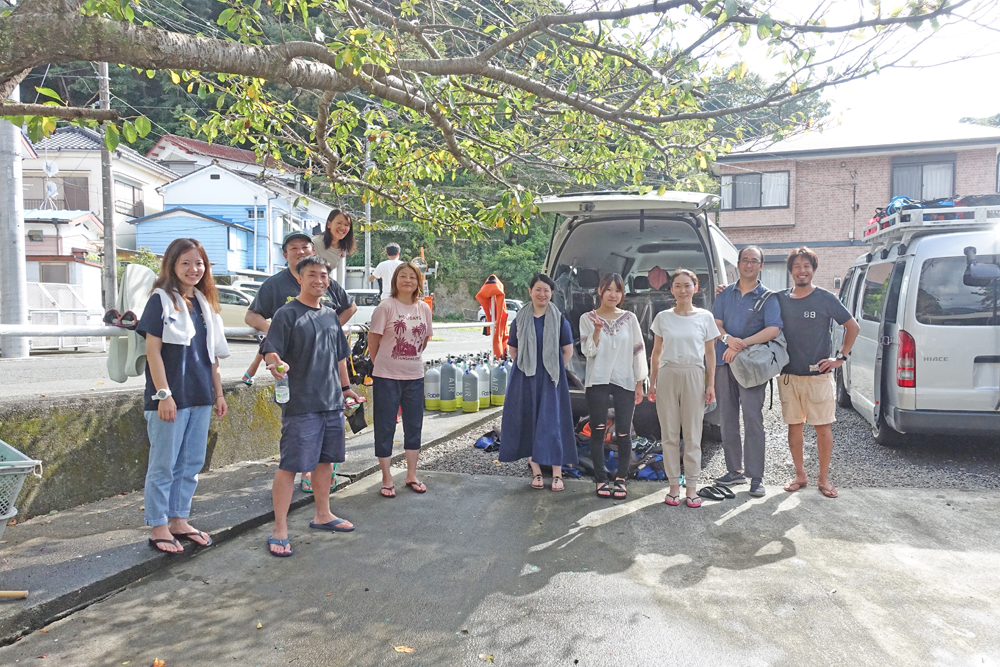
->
<box><xmin>0</xmin><ymin>322</ymin><xmax>496</xmax><ymax>338</ymax></box>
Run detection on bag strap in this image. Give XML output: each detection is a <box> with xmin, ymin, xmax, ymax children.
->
<box><xmin>740</xmin><ymin>288</ymin><xmax>776</xmax><ymax>339</ymax></box>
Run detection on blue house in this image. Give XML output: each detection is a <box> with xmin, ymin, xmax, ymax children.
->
<box><xmin>129</xmin><ymin>208</ymin><xmax>255</xmax><ymax>276</ymax></box>
<box><xmin>139</xmin><ymin>162</ymin><xmax>335</xmax><ymax>279</ymax></box>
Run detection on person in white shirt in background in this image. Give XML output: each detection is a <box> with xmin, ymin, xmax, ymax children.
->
<box><xmin>648</xmin><ymin>269</ymin><xmax>719</xmax><ymax>508</ymax></box>
<box><xmin>369</xmin><ymin>243</ymin><xmax>404</xmax><ymax>300</ymax></box>
<box><xmin>579</xmin><ymin>273</ymin><xmax>648</xmax><ymax>501</ymax></box>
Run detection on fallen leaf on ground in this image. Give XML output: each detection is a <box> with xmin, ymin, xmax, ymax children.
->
<box><xmin>393</xmin><ymin>646</ymin><xmax>415</xmax><ymax>653</ymax></box>
<box><xmin>326</xmin><ymin>593</ymin><xmax>332</xmax><ymax>596</ymax></box>
<box><xmin>37</xmin><ymin>654</ymin><xmax>48</xmax><ymax>658</ymax></box>
<box><xmin>38</xmin><ymin>629</ymin><xmax>48</xmax><ymax>633</ymax></box>
<box><xmin>256</xmin><ymin>622</ymin><xmax>263</xmax><ymax>629</ymax></box>
<box><xmin>152</xmin><ymin>660</ymin><xmax>165</xmax><ymax>667</ymax></box>
<box><xmin>7</xmin><ymin>519</ymin><xmax>16</xmax><ymax>526</ymax></box>
<box><xmin>479</xmin><ymin>655</ymin><xmax>494</xmax><ymax>663</ymax></box>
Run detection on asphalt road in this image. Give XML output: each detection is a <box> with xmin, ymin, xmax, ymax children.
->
<box><xmin>0</xmin><ymin>327</ymin><xmax>491</xmax><ymax>400</ymax></box>
<box><xmin>2</xmin><ymin>472</ymin><xmax>998</xmax><ymax>666</ymax></box>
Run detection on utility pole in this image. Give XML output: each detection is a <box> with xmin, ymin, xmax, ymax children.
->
<box><xmin>364</xmin><ymin>133</ymin><xmax>372</xmax><ymax>283</ymax></box>
<box><xmin>0</xmin><ymin>84</ymin><xmax>29</xmax><ymax>358</ymax></box>
<box><xmin>99</xmin><ymin>62</ymin><xmax>117</xmax><ymax>309</ymax></box>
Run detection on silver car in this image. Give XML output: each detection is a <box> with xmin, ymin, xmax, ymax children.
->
<box><xmin>834</xmin><ymin>202</ymin><xmax>1000</xmax><ymax>445</ymax></box>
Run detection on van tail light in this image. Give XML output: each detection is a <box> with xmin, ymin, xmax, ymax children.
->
<box><xmin>897</xmin><ymin>330</ymin><xmax>916</xmax><ymax>388</ymax></box>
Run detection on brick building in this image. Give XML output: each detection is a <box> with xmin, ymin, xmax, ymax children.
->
<box><xmin>715</xmin><ymin>123</ymin><xmax>1000</xmax><ymax>292</ymax></box>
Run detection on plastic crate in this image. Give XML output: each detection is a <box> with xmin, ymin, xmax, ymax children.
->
<box><xmin>0</xmin><ymin>439</ymin><xmax>42</xmax><ymax>541</ymax></box>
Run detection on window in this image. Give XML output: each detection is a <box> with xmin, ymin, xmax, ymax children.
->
<box><xmin>246</xmin><ymin>208</ymin><xmax>264</xmax><ymax>219</ymax></box>
<box><xmin>39</xmin><ymin>262</ymin><xmax>69</xmax><ymax>283</ymax></box>
<box><xmin>22</xmin><ymin>175</ymin><xmax>89</xmax><ymax>210</ymax></box>
<box><xmin>891</xmin><ymin>154</ymin><xmax>955</xmax><ymax>201</ymax></box>
<box><xmin>114</xmin><ymin>181</ymin><xmax>145</xmax><ymax>218</ymax></box>
<box><xmin>838</xmin><ymin>268</ymin><xmax>856</xmax><ymax>304</ymax></box>
<box><xmin>27</xmin><ymin>230</ymin><xmax>44</xmax><ymax>242</ymax></box>
<box><xmin>916</xmin><ymin>256</ymin><xmax>999</xmax><ymax>326</ymax></box>
<box><xmin>228</xmin><ymin>228</ymin><xmax>243</xmax><ymax>251</ymax></box>
<box><xmin>760</xmin><ymin>260</ymin><xmax>789</xmax><ymax>292</ymax></box>
<box><xmin>883</xmin><ymin>262</ymin><xmax>906</xmax><ymax>325</ymax></box>
<box><xmin>218</xmin><ymin>289</ymin><xmax>249</xmax><ymax>307</ymax></box>
<box><xmin>861</xmin><ymin>263</ymin><xmax>894</xmax><ymax>322</ymax></box>
<box><xmin>720</xmin><ymin>171</ymin><xmax>789</xmax><ymax>210</ymax></box>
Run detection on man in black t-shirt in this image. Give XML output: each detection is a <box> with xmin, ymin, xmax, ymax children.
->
<box><xmin>776</xmin><ymin>247</ymin><xmax>860</xmax><ymax>500</ymax></box>
<box><xmin>244</xmin><ymin>231</ymin><xmax>356</xmax><ymax>334</ymax></box>
<box><xmin>262</xmin><ymin>255</ymin><xmax>360</xmax><ymax>557</ymax></box>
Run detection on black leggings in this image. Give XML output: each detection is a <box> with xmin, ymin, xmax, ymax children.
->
<box><xmin>585</xmin><ymin>384</ymin><xmax>635</xmax><ymax>484</ymax></box>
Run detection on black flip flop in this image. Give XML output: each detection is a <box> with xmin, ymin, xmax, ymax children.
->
<box><xmin>713</xmin><ymin>484</ymin><xmax>735</xmax><ymax>499</ymax></box>
<box><xmin>697</xmin><ymin>486</ymin><xmax>726</xmax><ymax>501</ymax></box>
<box><xmin>170</xmin><ymin>530</ymin><xmax>213</xmax><ymax>546</ymax></box>
<box><xmin>148</xmin><ymin>537</ymin><xmax>182</xmax><ymax>554</ymax></box>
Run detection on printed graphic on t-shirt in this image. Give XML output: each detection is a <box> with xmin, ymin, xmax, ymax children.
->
<box><xmin>390</xmin><ymin>316</ymin><xmax>427</xmax><ymax>359</ymax></box>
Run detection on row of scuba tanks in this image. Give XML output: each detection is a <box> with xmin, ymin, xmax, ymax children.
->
<box><xmin>424</xmin><ymin>354</ymin><xmax>510</xmax><ymax>413</ymax></box>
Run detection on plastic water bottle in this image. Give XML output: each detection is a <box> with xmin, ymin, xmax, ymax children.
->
<box><xmin>477</xmin><ymin>356</ymin><xmax>491</xmax><ymax>408</ymax></box>
<box><xmin>424</xmin><ymin>361</ymin><xmax>441</xmax><ymax>411</ymax></box>
<box><xmin>462</xmin><ymin>369</ymin><xmax>480</xmax><ymax>412</ymax></box>
<box><xmin>439</xmin><ymin>358</ymin><xmax>458</xmax><ymax>412</ymax></box>
<box><xmin>490</xmin><ymin>360</ymin><xmax>508</xmax><ymax>406</ymax></box>
<box><xmin>274</xmin><ymin>364</ymin><xmax>290</xmax><ymax>404</ymax></box>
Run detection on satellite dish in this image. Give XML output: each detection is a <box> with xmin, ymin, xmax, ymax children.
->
<box><xmin>43</xmin><ymin>160</ymin><xmax>59</xmax><ymax>177</ymax></box>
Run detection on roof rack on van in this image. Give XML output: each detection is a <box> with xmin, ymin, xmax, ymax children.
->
<box><xmin>864</xmin><ymin>203</ymin><xmax>1000</xmax><ymax>251</ymax></box>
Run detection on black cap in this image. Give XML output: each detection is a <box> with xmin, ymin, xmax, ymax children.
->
<box><xmin>281</xmin><ymin>230</ymin><xmax>312</xmax><ymax>251</ymax></box>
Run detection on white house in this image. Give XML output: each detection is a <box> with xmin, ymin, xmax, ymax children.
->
<box><xmin>145</xmin><ymin>133</ymin><xmax>297</xmax><ymax>186</ymax></box>
<box><xmin>22</xmin><ymin>126</ymin><xmax>178</xmax><ymax>251</ymax></box>
<box><xmin>154</xmin><ymin>162</ymin><xmax>335</xmax><ymax>277</ymax></box>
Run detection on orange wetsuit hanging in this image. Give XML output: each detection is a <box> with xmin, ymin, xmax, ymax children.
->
<box><xmin>476</xmin><ymin>275</ymin><xmax>509</xmax><ymax>358</ymax></box>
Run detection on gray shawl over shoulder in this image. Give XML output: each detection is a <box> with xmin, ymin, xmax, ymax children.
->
<box><xmin>513</xmin><ymin>302</ymin><xmax>563</xmax><ymax>385</ymax></box>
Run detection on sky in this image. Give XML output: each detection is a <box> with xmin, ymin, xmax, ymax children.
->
<box><xmin>821</xmin><ymin>11</ymin><xmax>1000</xmax><ymax>130</ymax></box>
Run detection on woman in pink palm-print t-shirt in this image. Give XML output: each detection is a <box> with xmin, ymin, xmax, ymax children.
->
<box><xmin>367</xmin><ymin>262</ymin><xmax>433</xmax><ymax>498</ymax></box>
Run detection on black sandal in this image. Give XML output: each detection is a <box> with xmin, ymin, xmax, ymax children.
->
<box><xmin>713</xmin><ymin>484</ymin><xmax>735</xmax><ymax>499</ymax></box>
<box><xmin>612</xmin><ymin>480</ymin><xmax>627</xmax><ymax>500</ymax></box>
<box><xmin>596</xmin><ymin>482</ymin><xmax>612</xmax><ymax>499</ymax></box>
<box><xmin>697</xmin><ymin>486</ymin><xmax>726</xmax><ymax>501</ymax></box>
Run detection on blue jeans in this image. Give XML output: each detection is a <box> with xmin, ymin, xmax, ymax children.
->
<box><xmin>144</xmin><ymin>405</ymin><xmax>212</xmax><ymax>527</ymax></box>
<box><xmin>373</xmin><ymin>376</ymin><xmax>424</xmax><ymax>458</ymax></box>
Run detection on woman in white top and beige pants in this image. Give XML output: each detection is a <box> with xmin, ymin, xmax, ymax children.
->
<box><xmin>579</xmin><ymin>273</ymin><xmax>648</xmax><ymax>500</ymax></box>
<box><xmin>649</xmin><ymin>269</ymin><xmax>719</xmax><ymax>508</ymax></box>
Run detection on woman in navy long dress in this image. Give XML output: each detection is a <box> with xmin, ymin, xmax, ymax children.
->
<box><xmin>499</xmin><ymin>273</ymin><xmax>578</xmax><ymax>491</ymax></box>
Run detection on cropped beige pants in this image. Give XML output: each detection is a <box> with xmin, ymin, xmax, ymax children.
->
<box><xmin>655</xmin><ymin>363</ymin><xmax>705</xmax><ymax>487</ymax></box>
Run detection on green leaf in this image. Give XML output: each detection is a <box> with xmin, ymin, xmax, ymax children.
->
<box><xmin>724</xmin><ymin>0</ymin><xmax>738</xmax><ymax>18</ymax></box>
<box><xmin>757</xmin><ymin>14</ymin><xmax>773</xmax><ymax>40</ymax></box>
<box><xmin>700</xmin><ymin>0</ymin><xmax>721</xmax><ymax>16</ymax></box>
<box><xmin>123</xmin><ymin>120</ymin><xmax>137</xmax><ymax>143</ymax></box>
<box><xmin>104</xmin><ymin>125</ymin><xmax>120</xmax><ymax>152</ymax></box>
<box><xmin>217</xmin><ymin>8</ymin><xmax>234</xmax><ymax>25</ymax></box>
<box><xmin>34</xmin><ymin>87</ymin><xmax>63</xmax><ymax>103</ymax></box>
<box><xmin>135</xmin><ymin>116</ymin><xmax>152</xmax><ymax>137</ymax></box>
<box><xmin>566</xmin><ymin>80</ymin><xmax>577</xmax><ymax>95</ymax></box>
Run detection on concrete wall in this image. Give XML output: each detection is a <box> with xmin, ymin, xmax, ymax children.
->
<box><xmin>0</xmin><ymin>381</ymin><xmax>283</xmax><ymax>520</ymax></box>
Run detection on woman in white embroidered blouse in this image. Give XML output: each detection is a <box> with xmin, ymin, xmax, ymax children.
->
<box><xmin>579</xmin><ymin>273</ymin><xmax>648</xmax><ymax>500</ymax></box>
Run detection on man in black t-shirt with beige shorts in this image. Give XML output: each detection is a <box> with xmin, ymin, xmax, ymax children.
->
<box><xmin>776</xmin><ymin>247</ymin><xmax>860</xmax><ymax>499</ymax></box>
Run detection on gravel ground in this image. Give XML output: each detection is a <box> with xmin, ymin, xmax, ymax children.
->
<box><xmin>419</xmin><ymin>403</ymin><xmax>1000</xmax><ymax>490</ymax></box>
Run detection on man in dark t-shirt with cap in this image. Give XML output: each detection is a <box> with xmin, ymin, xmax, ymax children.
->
<box><xmin>776</xmin><ymin>247</ymin><xmax>860</xmax><ymax>500</ymax></box>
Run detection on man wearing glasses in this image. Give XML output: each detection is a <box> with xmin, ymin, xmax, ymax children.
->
<box><xmin>712</xmin><ymin>246</ymin><xmax>783</xmax><ymax>497</ymax></box>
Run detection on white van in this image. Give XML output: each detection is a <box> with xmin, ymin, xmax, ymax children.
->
<box><xmin>833</xmin><ymin>201</ymin><xmax>1000</xmax><ymax>445</ymax></box>
<box><xmin>537</xmin><ymin>190</ymin><xmax>739</xmax><ymax>438</ymax></box>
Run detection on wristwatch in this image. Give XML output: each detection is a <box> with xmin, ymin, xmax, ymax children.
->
<box><xmin>152</xmin><ymin>388</ymin><xmax>173</xmax><ymax>401</ymax></box>
<box><xmin>721</xmin><ymin>334</ymin><xmax>729</xmax><ymax>344</ymax></box>
<box><xmin>835</xmin><ymin>351</ymin><xmax>849</xmax><ymax>362</ymax></box>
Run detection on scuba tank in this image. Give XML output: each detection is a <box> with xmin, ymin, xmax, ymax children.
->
<box><xmin>424</xmin><ymin>360</ymin><xmax>441</xmax><ymax>411</ymax></box>
<box><xmin>455</xmin><ymin>357</ymin><xmax>464</xmax><ymax>409</ymax></box>
<box><xmin>439</xmin><ymin>358</ymin><xmax>458</xmax><ymax>412</ymax></box>
<box><xmin>477</xmin><ymin>356</ymin><xmax>491</xmax><ymax>408</ymax></box>
<box><xmin>490</xmin><ymin>360</ymin><xmax>509</xmax><ymax>406</ymax></box>
<box><xmin>462</xmin><ymin>368</ymin><xmax>480</xmax><ymax>412</ymax></box>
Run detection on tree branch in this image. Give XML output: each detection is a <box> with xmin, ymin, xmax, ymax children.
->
<box><xmin>0</xmin><ymin>102</ymin><xmax>119</xmax><ymax>121</ymax></box>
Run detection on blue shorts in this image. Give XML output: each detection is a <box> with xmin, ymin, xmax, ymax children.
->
<box><xmin>278</xmin><ymin>410</ymin><xmax>346</xmax><ymax>473</ymax></box>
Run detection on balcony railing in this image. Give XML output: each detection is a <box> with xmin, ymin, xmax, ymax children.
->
<box><xmin>114</xmin><ymin>200</ymin><xmax>145</xmax><ymax>218</ymax></box>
